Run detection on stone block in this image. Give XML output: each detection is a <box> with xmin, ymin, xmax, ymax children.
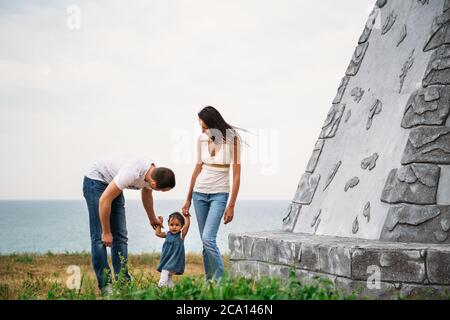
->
<box><xmin>381</xmin><ymin>164</ymin><xmax>440</xmax><ymax>205</ymax></box>
<box><xmin>426</xmin><ymin>250</ymin><xmax>450</xmax><ymax>285</ymax></box>
<box><xmin>380</xmin><ymin>205</ymin><xmax>450</xmax><ymax>244</ymax></box>
<box><xmin>401</xmin><ymin>86</ymin><xmax>450</xmax><ymax>128</ymax></box>
<box><xmin>351</xmin><ymin>249</ymin><xmax>426</xmax><ymax>283</ymax></box>
<box><xmin>293</xmin><ymin>173</ymin><xmax>321</xmax><ymax>205</ymax></box>
<box><xmin>229</xmin><ymin>233</ymin><xmax>244</xmax><ymax>260</ymax></box>
<box><xmin>306</xmin><ymin>139</ymin><xmax>325</xmax><ymax>173</ymax></box>
<box><xmin>320</xmin><ymin>103</ymin><xmax>346</xmax><ymax>138</ymax></box>
<box><xmin>297</xmin><ymin>242</ymin><xmax>320</xmax><ymax>271</ymax></box>
<box><xmin>319</xmin><ymin>245</ymin><xmax>352</xmax><ymax>277</ymax></box>
<box><xmin>402</xmin><ymin>126</ymin><xmax>450</xmax><ymax>164</ymax></box>
<box><xmin>423</xmin><ymin>45</ymin><xmax>450</xmax><ymax>87</ymax></box>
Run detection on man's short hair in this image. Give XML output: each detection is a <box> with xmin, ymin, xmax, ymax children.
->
<box><xmin>151</xmin><ymin>167</ymin><xmax>176</xmax><ymax>189</ymax></box>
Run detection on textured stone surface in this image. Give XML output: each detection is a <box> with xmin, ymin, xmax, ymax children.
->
<box><xmin>351</xmin><ymin>249</ymin><xmax>426</xmax><ymax>283</ymax></box>
<box><xmin>380</xmin><ymin>205</ymin><xmax>450</xmax><ymax>244</ymax></box>
<box><xmin>306</xmin><ymin>139</ymin><xmax>325</xmax><ymax>173</ymax></box>
<box><xmin>402</xmin><ymin>126</ymin><xmax>450</xmax><ymax>164</ymax></box>
<box><xmin>332</xmin><ymin>77</ymin><xmax>350</xmax><ymax>104</ymax></box>
<box><xmin>335</xmin><ymin>277</ymin><xmax>399</xmax><ymax>300</ymax></box>
<box><xmin>399</xmin><ymin>50</ymin><xmax>415</xmax><ymax>93</ymax></box>
<box><xmin>396</xmin><ymin>24</ymin><xmax>407</xmax><ymax>47</ymax></box>
<box><xmin>293</xmin><ymin>173</ymin><xmax>321</xmax><ymax>205</ymax></box>
<box><xmin>376</xmin><ymin>0</ymin><xmax>387</xmax><ymax>8</ymax></box>
<box><xmin>323</xmin><ymin>161</ymin><xmax>342</xmax><ymax>191</ymax></box>
<box><xmin>381</xmin><ymin>11</ymin><xmax>397</xmax><ymax>35</ymax></box>
<box><xmin>297</xmin><ymin>243</ymin><xmax>320</xmax><ymax>271</ymax></box>
<box><xmin>346</xmin><ymin>42</ymin><xmax>369</xmax><ymax>76</ymax></box>
<box><xmin>229</xmin><ymin>232</ymin><xmax>450</xmax><ymax>294</ymax></box>
<box><xmin>352</xmin><ymin>216</ymin><xmax>359</xmax><ymax>234</ymax></box>
<box><xmin>401</xmin><ymin>86</ymin><xmax>450</xmax><ymax>129</ymax></box>
<box><xmin>424</xmin><ymin>9</ymin><xmax>450</xmax><ymax>52</ymax></box>
<box><xmin>361</xmin><ymin>153</ymin><xmax>379</xmax><ymax>170</ymax></box>
<box><xmin>381</xmin><ymin>164</ymin><xmax>440</xmax><ymax>205</ymax></box>
<box><xmin>344</xmin><ymin>176</ymin><xmax>360</xmax><ymax>192</ymax></box>
<box><xmin>423</xmin><ymin>45</ymin><xmax>450</xmax><ymax>87</ymax></box>
<box><xmin>319</xmin><ymin>104</ymin><xmax>346</xmax><ymax>139</ymax></box>
<box><xmin>282</xmin><ymin>202</ymin><xmax>301</xmax><ymax>232</ymax></box>
<box><xmin>427</xmin><ymin>250</ymin><xmax>450</xmax><ymax>284</ymax></box>
<box><xmin>351</xmin><ymin>87</ymin><xmax>365</xmax><ymax>103</ymax></box>
<box><xmin>366</xmin><ymin>99</ymin><xmax>383</xmax><ymax>130</ymax></box>
<box><xmin>363</xmin><ymin>202</ymin><xmax>371</xmax><ymax>222</ymax></box>
<box><xmin>359</xmin><ymin>9</ymin><xmax>379</xmax><ymax>44</ymax></box>
<box><xmin>310</xmin><ymin>209</ymin><xmax>321</xmax><ymax>228</ymax></box>
<box><xmin>229</xmin><ymin>233</ymin><xmax>244</xmax><ymax>260</ymax></box>
<box><xmin>231</xmin><ymin>260</ymin><xmax>450</xmax><ymax>299</ymax></box>
<box><xmin>319</xmin><ymin>245</ymin><xmax>352</xmax><ymax>277</ymax></box>
<box><xmin>277</xmin><ymin>240</ymin><xmax>301</xmax><ymax>266</ymax></box>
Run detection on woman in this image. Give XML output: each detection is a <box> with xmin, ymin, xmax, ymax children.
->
<box><xmin>182</xmin><ymin>106</ymin><xmax>242</xmax><ymax>281</ymax></box>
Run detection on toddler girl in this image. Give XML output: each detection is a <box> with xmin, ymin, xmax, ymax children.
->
<box><xmin>155</xmin><ymin>211</ymin><xmax>190</xmax><ymax>287</ymax></box>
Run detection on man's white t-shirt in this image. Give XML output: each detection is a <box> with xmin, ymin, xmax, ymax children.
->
<box><xmin>86</xmin><ymin>155</ymin><xmax>155</xmax><ymax>190</ymax></box>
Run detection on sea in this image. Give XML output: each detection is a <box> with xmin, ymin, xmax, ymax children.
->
<box><xmin>0</xmin><ymin>200</ymin><xmax>289</xmax><ymax>254</ymax></box>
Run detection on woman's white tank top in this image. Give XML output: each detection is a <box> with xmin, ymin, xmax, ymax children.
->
<box><xmin>193</xmin><ymin>133</ymin><xmax>232</xmax><ymax>194</ymax></box>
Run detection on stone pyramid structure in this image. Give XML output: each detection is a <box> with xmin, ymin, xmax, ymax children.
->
<box><xmin>229</xmin><ymin>0</ymin><xmax>450</xmax><ymax>298</ymax></box>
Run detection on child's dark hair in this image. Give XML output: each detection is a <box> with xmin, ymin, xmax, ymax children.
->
<box><xmin>168</xmin><ymin>212</ymin><xmax>185</xmax><ymax>226</ymax></box>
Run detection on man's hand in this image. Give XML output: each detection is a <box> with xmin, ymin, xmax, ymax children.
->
<box><xmin>102</xmin><ymin>232</ymin><xmax>113</xmax><ymax>247</ymax></box>
<box><xmin>182</xmin><ymin>200</ymin><xmax>191</xmax><ymax>217</ymax></box>
<box><xmin>223</xmin><ymin>206</ymin><xmax>234</xmax><ymax>224</ymax></box>
<box><xmin>149</xmin><ymin>216</ymin><xmax>162</xmax><ymax>230</ymax></box>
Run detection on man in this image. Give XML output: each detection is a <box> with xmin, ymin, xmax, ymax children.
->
<box><xmin>82</xmin><ymin>155</ymin><xmax>175</xmax><ymax>294</ymax></box>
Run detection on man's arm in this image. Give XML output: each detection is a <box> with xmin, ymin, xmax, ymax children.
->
<box><xmin>181</xmin><ymin>214</ymin><xmax>190</xmax><ymax>241</ymax></box>
<box><xmin>141</xmin><ymin>187</ymin><xmax>161</xmax><ymax>230</ymax></box>
<box><xmin>99</xmin><ymin>181</ymin><xmax>123</xmax><ymax>246</ymax></box>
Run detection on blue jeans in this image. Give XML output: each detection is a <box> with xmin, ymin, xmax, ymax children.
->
<box><xmin>83</xmin><ymin>176</ymin><xmax>130</xmax><ymax>289</ymax></box>
<box><xmin>192</xmin><ymin>191</ymin><xmax>229</xmax><ymax>280</ymax></box>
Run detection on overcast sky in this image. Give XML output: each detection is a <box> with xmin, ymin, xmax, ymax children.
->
<box><xmin>0</xmin><ymin>0</ymin><xmax>375</xmax><ymax>200</ymax></box>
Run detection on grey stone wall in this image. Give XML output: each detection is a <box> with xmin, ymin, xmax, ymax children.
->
<box><xmin>229</xmin><ymin>231</ymin><xmax>450</xmax><ymax>299</ymax></box>
<box><xmin>282</xmin><ymin>0</ymin><xmax>450</xmax><ymax>244</ymax></box>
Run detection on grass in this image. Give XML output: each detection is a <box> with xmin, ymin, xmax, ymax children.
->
<box><xmin>0</xmin><ymin>252</ymin><xmax>358</xmax><ymax>300</ymax></box>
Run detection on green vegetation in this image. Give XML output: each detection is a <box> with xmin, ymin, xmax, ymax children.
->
<box><xmin>0</xmin><ymin>252</ymin><xmax>359</xmax><ymax>300</ymax></box>
<box><xmin>25</xmin><ymin>269</ymin><xmax>357</xmax><ymax>300</ymax></box>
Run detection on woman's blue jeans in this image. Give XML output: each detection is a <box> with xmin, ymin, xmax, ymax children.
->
<box><xmin>192</xmin><ymin>191</ymin><xmax>229</xmax><ymax>280</ymax></box>
<box><xmin>83</xmin><ymin>176</ymin><xmax>130</xmax><ymax>289</ymax></box>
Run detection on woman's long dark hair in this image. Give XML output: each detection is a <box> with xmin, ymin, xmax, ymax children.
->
<box><xmin>198</xmin><ymin>106</ymin><xmax>245</xmax><ymax>145</ymax></box>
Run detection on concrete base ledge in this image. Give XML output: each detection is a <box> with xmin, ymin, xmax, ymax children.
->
<box><xmin>228</xmin><ymin>231</ymin><xmax>450</xmax><ymax>299</ymax></box>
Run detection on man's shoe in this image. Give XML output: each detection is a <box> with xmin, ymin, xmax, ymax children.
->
<box><xmin>101</xmin><ymin>284</ymin><xmax>113</xmax><ymax>299</ymax></box>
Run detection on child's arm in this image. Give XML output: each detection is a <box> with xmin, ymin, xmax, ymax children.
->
<box><xmin>181</xmin><ymin>214</ymin><xmax>190</xmax><ymax>240</ymax></box>
<box><xmin>155</xmin><ymin>216</ymin><xmax>166</xmax><ymax>238</ymax></box>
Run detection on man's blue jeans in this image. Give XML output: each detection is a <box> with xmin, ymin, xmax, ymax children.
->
<box><xmin>83</xmin><ymin>176</ymin><xmax>130</xmax><ymax>289</ymax></box>
<box><xmin>192</xmin><ymin>191</ymin><xmax>229</xmax><ymax>280</ymax></box>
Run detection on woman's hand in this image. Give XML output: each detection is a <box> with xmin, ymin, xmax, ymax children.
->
<box><xmin>182</xmin><ymin>200</ymin><xmax>191</xmax><ymax>217</ymax></box>
<box><xmin>223</xmin><ymin>206</ymin><xmax>234</xmax><ymax>224</ymax></box>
